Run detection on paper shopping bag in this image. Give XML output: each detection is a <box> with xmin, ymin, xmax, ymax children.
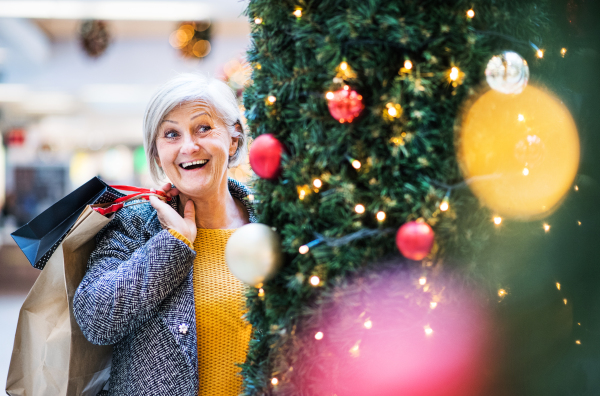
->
<box><xmin>6</xmin><ymin>206</ymin><xmax>114</xmax><ymax>396</ymax></box>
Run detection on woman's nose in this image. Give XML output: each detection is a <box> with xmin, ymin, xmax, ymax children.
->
<box><xmin>181</xmin><ymin>134</ymin><xmax>200</xmax><ymax>154</ymax></box>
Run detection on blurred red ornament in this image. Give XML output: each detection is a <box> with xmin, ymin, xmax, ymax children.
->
<box><xmin>249</xmin><ymin>134</ymin><xmax>285</xmax><ymax>180</ymax></box>
<box><xmin>327</xmin><ymin>85</ymin><xmax>364</xmax><ymax>123</ymax></box>
<box><xmin>396</xmin><ymin>221</ymin><xmax>435</xmax><ymax>260</ymax></box>
<box><xmin>6</xmin><ymin>128</ymin><xmax>25</xmax><ymax>146</ymax></box>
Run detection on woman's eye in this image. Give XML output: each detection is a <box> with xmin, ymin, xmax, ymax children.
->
<box><xmin>164</xmin><ymin>130</ymin><xmax>179</xmax><ymax>139</ymax></box>
<box><xmin>198</xmin><ymin>125</ymin><xmax>212</xmax><ymax>133</ymax></box>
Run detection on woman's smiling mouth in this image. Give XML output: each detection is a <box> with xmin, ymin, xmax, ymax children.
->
<box><xmin>180</xmin><ymin>159</ymin><xmax>209</xmax><ymax>170</ymax></box>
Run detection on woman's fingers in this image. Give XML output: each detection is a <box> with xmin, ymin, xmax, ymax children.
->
<box><xmin>182</xmin><ymin>200</ymin><xmax>197</xmax><ymax>242</ymax></box>
<box><xmin>160</xmin><ymin>183</ymin><xmax>180</xmax><ymax>198</ymax></box>
<box><xmin>149</xmin><ymin>195</ymin><xmax>195</xmax><ymax>243</ymax></box>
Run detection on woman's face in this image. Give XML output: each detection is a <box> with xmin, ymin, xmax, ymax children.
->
<box><xmin>155</xmin><ymin>101</ymin><xmax>238</xmax><ymax>198</ymax></box>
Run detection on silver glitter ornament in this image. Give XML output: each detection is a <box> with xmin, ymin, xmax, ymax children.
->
<box><xmin>485</xmin><ymin>51</ymin><xmax>529</xmax><ymax>94</ymax></box>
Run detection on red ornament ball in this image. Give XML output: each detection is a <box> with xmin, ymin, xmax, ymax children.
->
<box><xmin>396</xmin><ymin>221</ymin><xmax>435</xmax><ymax>261</ymax></box>
<box><xmin>327</xmin><ymin>85</ymin><xmax>364</xmax><ymax>123</ymax></box>
<box><xmin>249</xmin><ymin>134</ymin><xmax>285</xmax><ymax>180</ymax></box>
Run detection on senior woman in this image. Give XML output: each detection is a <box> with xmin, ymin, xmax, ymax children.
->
<box><xmin>73</xmin><ymin>74</ymin><xmax>255</xmax><ymax>396</ymax></box>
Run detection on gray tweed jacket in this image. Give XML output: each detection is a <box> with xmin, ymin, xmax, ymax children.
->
<box><xmin>73</xmin><ymin>179</ymin><xmax>256</xmax><ymax>396</ymax></box>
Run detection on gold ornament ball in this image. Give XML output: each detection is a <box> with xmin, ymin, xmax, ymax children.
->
<box><xmin>458</xmin><ymin>85</ymin><xmax>579</xmax><ymax>219</ymax></box>
<box><xmin>225</xmin><ymin>223</ymin><xmax>282</xmax><ymax>286</ymax></box>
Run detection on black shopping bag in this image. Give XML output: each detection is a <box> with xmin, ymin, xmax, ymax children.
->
<box><xmin>10</xmin><ymin>176</ymin><xmax>124</xmax><ymax>270</ymax></box>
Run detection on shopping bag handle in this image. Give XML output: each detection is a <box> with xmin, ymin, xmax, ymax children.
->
<box><xmin>92</xmin><ymin>186</ymin><xmax>173</xmax><ymax>216</ymax></box>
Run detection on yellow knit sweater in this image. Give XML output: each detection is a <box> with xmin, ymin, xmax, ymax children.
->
<box><xmin>169</xmin><ymin>228</ymin><xmax>251</xmax><ymax>395</ymax></box>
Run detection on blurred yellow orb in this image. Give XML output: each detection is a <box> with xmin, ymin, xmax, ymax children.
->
<box><xmin>458</xmin><ymin>85</ymin><xmax>579</xmax><ymax>219</ymax></box>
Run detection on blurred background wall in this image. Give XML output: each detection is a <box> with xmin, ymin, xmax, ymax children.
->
<box><xmin>0</xmin><ymin>0</ymin><xmax>252</xmax><ymax>388</ymax></box>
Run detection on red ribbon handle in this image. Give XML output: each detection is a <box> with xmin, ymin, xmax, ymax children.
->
<box><xmin>93</xmin><ymin>185</ymin><xmax>172</xmax><ymax>216</ymax></box>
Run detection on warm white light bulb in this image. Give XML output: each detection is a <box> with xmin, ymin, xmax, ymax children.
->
<box><xmin>376</xmin><ymin>211</ymin><xmax>386</xmax><ymax>221</ymax></box>
<box><xmin>268</xmin><ymin>95</ymin><xmax>276</xmax><ymax>104</ymax></box>
<box><xmin>466</xmin><ymin>9</ymin><xmax>475</xmax><ymax>18</ymax></box>
<box><xmin>340</xmin><ymin>61</ymin><xmax>348</xmax><ymax>70</ymax></box>
<box><xmin>449</xmin><ymin>67</ymin><xmax>460</xmax><ymax>81</ymax></box>
<box><xmin>355</xmin><ymin>204</ymin><xmax>365</xmax><ymax>214</ymax></box>
<box><xmin>271</xmin><ymin>378</ymin><xmax>279</xmax><ymax>385</ymax></box>
<box><xmin>315</xmin><ymin>331</ymin><xmax>324</xmax><ymax>340</ymax></box>
<box><xmin>494</xmin><ymin>216</ymin><xmax>502</xmax><ymax>225</ymax></box>
<box><xmin>352</xmin><ymin>160</ymin><xmax>361</xmax><ymax>169</ymax></box>
<box><xmin>430</xmin><ymin>302</ymin><xmax>438</xmax><ymax>309</ymax></box>
<box><xmin>325</xmin><ymin>91</ymin><xmax>334</xmax><ymax>100</ymax></box>
<box><xmin>293</xmin><ymin>9</ymin><xmax>302</xmax><ymax>17</ymax></box>
<box><xmin>313</xmin><ymin>179</ymin><xmax>322</xmax><ymax>188</ymax></box>
<box><xmin>310</xmin><ymin>275</ymin><xmax>320</xmax><ymax>286</ymax></box>
<box><xmin>299</xmin><ymin>245</ymin><xmax>309</xmax><ymax>254</ymax></box>
<box><xmin>364</xmin><ymin>320</ymin><xmax>373</xmax><ymax>329</ymax></box>
<box><xmin>404</xmin><ymin>60</ymin><xmax>413</xmax><ymax>70</ymax></box>
<box><xmin>424</xmin><ymin>325</ymin><xmax>433</xmax><ymax>336</ymax></box>
<box><xmin>254</xmin><ymin>17</ymin><xmax>262</xmax><ymax>24</ymax></box>
<box><xmin>419</xmin><ymin>277</ymin><xmax>427</xmax><ymax>286</ymax></box>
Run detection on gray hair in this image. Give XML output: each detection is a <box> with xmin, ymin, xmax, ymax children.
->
<box><xmin>143</xmin><ymin>73</ymin><xmax>247</xmax><ymax>183</ymax></box>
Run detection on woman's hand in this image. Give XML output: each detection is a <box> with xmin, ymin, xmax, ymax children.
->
<box><xmin>149</xmin><ymin>183</ymin><xmax>197</xmax><ymax>243</ymax></box>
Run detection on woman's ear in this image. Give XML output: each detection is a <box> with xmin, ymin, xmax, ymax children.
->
<box><xmin>229</xmin><ymin>122</ymin><xmax>243</xmax><ymax>157</ymax></box>
<box><xmin>229</xmin><ymin>136</ymin><xmax>240</xmax><ymax>157</ymax></box>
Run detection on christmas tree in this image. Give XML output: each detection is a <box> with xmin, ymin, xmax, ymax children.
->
<box><xmin>239</xmin><ymin>0</ymin><xmax>588</xmax><ymax>394</ymax></box>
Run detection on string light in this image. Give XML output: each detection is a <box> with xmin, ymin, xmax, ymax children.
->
<box><xmin>543</xmin><ymin>223</ymin><xmax>551</xmax><ymax>232</ymax></box>
<box><xmin>315</xmin><ymin>331</ymin><xmax>324</xmax><ymax>340</ymax></box>
<box><xmin>430</xmin><ymin>302</ymin><xmax>438</xmax><ymax>309</ymax></box>
<box><xmin>536</xmin><ymin>49</ymin><xmax>544</xmax><ymax>58</ymax></box>
<box><xmin>325</xmin><ymin>91</ymin><xmax>334</xmax><ymax>100</ymax></box>
<box><xmin>498</xmin><ymin>289</ymin><xmax>507</xmax><ymax>298</ymax></box>
<box><xmin>267</xmin><ymin>95</ymin><xmax>276</xmax><ymax>104</ymax></box>
<box><xmin>349</xmin><ymin>341</ymin><xmax>360</xmax><ymax>357</ymax></box>
<box><xmin>313</xmin><ymin>178</ymin><xmax>322</xmax><ymax>188</ymax></box>
<box><xmin>561</xmin><ymin>48</ymin><xmax>567</xmax><ymax>57</ymax></box>
<box><xmin>310</xmin><ymin>275</ymin><xmax>320</xmax><ymax>286</ymax></box>
<box><xmin>352</xmin><ymin>160</ymin><xmax>361</xmax><ymax>169</ymax></box>
<box><xmin>424</xmin><ymin>325</ymin><xmax>433</xmax><ymax>336</ymax></box>
<box><xmin>340</xmin><ymin>61</ymin><xmax>348</xmax><ymax>71</ymax></box>
<box><xmin>258</xmin><ymin>288</ymin><xmax>265</xmax><ymax>297</ymax></box>
<box><xmin>299</xmin><ymin>245</ymin><xmax>309</xmax><ymax>254</ymax></box>
<box><xmin>494</xmin><ymin>216</ymin><xmax>502</xmax><ymax>225</ymax></box>
<box><xmin>419</xmin><ymin>277</ymin><xmax>427</xmax><ymax>286</ymax></box>
<box><xmin>299</xmin><ymin>190</ymin><xmax>306</xmax><ymax>200</ymax></box>
<box><xmin>518</xmin><ymin>114</ymin><xmax>525</xmax><ymax>122</ymax></box>
<box><xmin>364</xmin><ymin>320</ymin><xmax>373</xmax><ymax>329</ymax></box>
<box><xmin>563</xmin><ymin>298</ymin><xmax>568</xmax><ymax>305</ymax></box>
<box><xmin>254</xmin><ymin>17</ymin><xmax>262</xmax><ymax>24</ymax></box>
<box><xmin>574</xmin><ymin>185</ymin><xmax>579</xmax><ymax>191</ymax></box>
<box><xmin>439</xmin><ymin>196</ymin><xmax>449</xmax><ymax>212</ymax></box>
<box><xmin>376</xmin><ymin>211</ymin><xmax>386</xmax><ymax>221</ymax></box>
<box><xmin>404</xmin><ymin>60</ymin><xmax>413</xmax><ymax>70</ymax></box>
<box><xmin>522</xmin><ymin>168</ymin><xmax>529</xmax><ymax>176</ymax></box>
<box><xmin>578</xmin><ymin>221</ymin><xmax>582</xmax><ymax>226</ymax></box>
<box><xmin>556</xmin><ymin>282</ymin><xmax>561</xmax><ymax>290</ymax></box>
<box><xmin>293</xmin><ymin>8</ymin><xmax>302</xmax><ymax>18</ymax></box>
<box><xmin>466</xmin><ymin>9</ymin><xmax>475</xmax><ymax>18</ymax></box>
<box><xmin>449</xmin><ymin>67</ymin><xmax>460</xmax><ymax>81</ymax></box>
<box><xmin>576</xmin><ymin>340</ymin><xmax>581</xmax><ymax>345</ymax></box>
<box><xmin>247</xmin><ymin>194</ymin><xmax>254</xmax><ymax>201</ymax></box>
<box><xmin>271</xmin><ymin>378</ymin><xmax>279</xmax><ymax>385</ymax></box>
<box><xmin>355</xmin><ymin>204</ymin><xmax>365</xmax><ymax>214</ymax></box>
<box><xmin>387</xmin><ymin>106</ymin><xmax>398</xmax><ymax>117</ymax></box>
